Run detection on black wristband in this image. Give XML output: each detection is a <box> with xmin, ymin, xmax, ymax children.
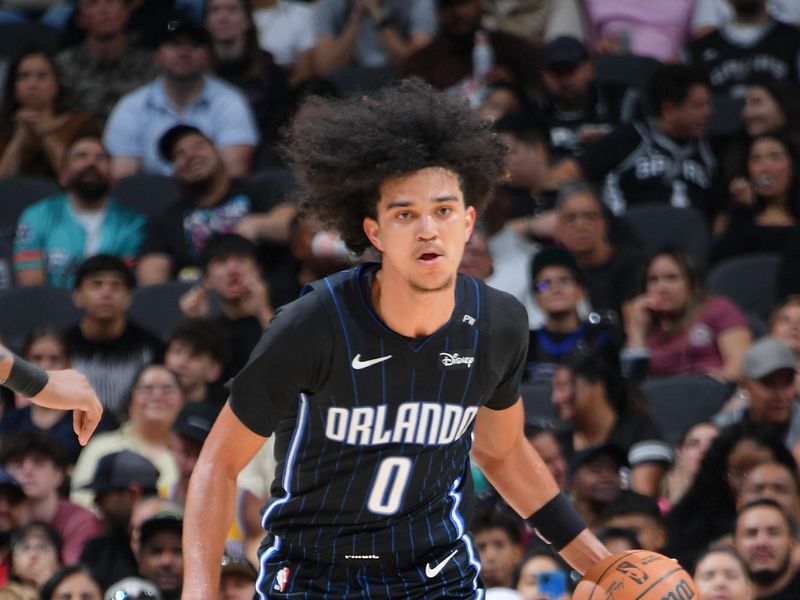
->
<box><xmin>526</xmin><ymin>492</ymin><xmax>586</xmax><ymax>551</ymax></box>
<box><xmin>4</xmin><ymin>355</ymin><xmax>48</xmax><ymax>398</ymax></box>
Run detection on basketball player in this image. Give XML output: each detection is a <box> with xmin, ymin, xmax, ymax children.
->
<box><xmin>183</xmin><ymin>79</ymin><xmax>610</xmax><ymax>598</ymax></box>
<box><xmin>0</xmin><ymin>343</ymin><xmax>102</xmax><ymax>445</ymax></box>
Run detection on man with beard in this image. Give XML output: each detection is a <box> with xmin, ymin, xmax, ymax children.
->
<box><xmin>104</xmin><ymin>19</ymin><xmax>258</xmax><ymax>178</ymax></box>
<box><xmin>685</xmin><ymin>0</ymin><xmax>800</xmax><ymax>98</ymax></box>
<box><xmin>568</xmin><ymin>444</ymin><xmax>626</xmax><ymax>532</ymax></box>
<box><xmin>136</xmin><ymin>125</ymin><xmax>296</xmax><ymax>303</ymax></box>
<box><xmin>734</xmin><ymin>499</ymin><xmax>800</xmax><ymax>599</ymax></box>
<box><xmin>13</xmin><ymin>135</ymin><xmax>146</xmax><ymax>289</ymax></box>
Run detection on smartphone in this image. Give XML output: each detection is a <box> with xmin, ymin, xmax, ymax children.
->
<box><xmin>538</xmin><ymin>570</ymin><xmax>567</xmax><ymax>599</ymax></box>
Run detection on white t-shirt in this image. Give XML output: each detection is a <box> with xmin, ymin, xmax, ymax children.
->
<box><xmin>692</xmin><ymin>0</ymin><xmax>800</xmax><ymax>31</ymax></box>
<box><xmin>253</xmin><ymin>1</ymin><xmax>316</xmax><ymax>67</ymax></box>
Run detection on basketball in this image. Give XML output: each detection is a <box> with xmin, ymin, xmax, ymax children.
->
<box><xmin>573</xmin><ymin>550</ymin><xmax>698</xmax><ymax>600</ymax></box>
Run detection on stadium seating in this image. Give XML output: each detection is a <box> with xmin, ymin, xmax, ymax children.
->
<box><xmin>112</xmin><ymin>174</ymin><xmax>180</xmax><ymax>218</ymax></box>
<box><xmin>619</xmin><ymin>204</ymin><xmax>710</xmax><ymax>265</ymax></box>
<box><xmin>641</xmin><ymin>375</ymin><xmax>733</xmax><ymax>444</ymax></box>
<box><xmin>708</xmin><ymin>253</ymin><xmax>781</xmax><ymax>323</ymax></box>
<box><xmin>0</xmin><ymin>285</ymin><xmax>80</xmax><ymax>352</ymax></box>
<box><xmin>128</xmin><ymin>281</ymin><xmax>221</xmax><ymax>342</ymax></box>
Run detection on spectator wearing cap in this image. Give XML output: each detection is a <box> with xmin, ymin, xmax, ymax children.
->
<box><xmin>169</xmin><ymin>401</ymin><xmax>216</xmax><ymax>503</ymax></box>
<box><xmin>0</xmin><ymin>468</ymin><xmax>26</xmax><ymax>587</ymax></box>
<box><xmin>219</xmin><ymin>554</ymin><xmax>257</xmax><ymax>600</ymax></box>
<box><xmin>179</xmin><ymin>234</ymin><xmax>274</xmax><ymax>377</ymax></box>
<box><xmin>535</xmin><ymin>36</ymin><xmax>618</xmax><ymax>161</ymax></box>
<box><xmin>165</xmin><ymin>319</ymin><xmax>229</xmax><ymax>407</ymax></box>
<box><xmin>0</xmin><ymin>432</ymin><xmax>102</xmax><ymax>565</ymax></box>
<box><xmin>136</xmin><ymin>511</ymin><xmax>183</xmax><ymax>600</ymax></box>
<box><xmin>525</xmin><ymin>247</ymin><xmax>622</xmax><ymax>382</ymax></box>
<box><xmin>56</xmin><ymin>0</ymin><xmax>156</xmax><ymax>126</ymax></box>
<box><xmin>552</xmin><ymin>352</ymin><xmax>672</xmax><ymax>497</ymax></box>
<box><xmin>136</xmin><ymin>125</ymin><xmax>296</xmax><ymax>298</ymax></box>
<box><xmin>78</xmin><ymin>450</ymin><xmax>160</xmax><ymax>591</ymax></box>
<box><xmin>402</xmin><ymin>0</ymin><xmax>539</xmax><ymax>94</ymax></box>
<box><xmin>70</xmin><ymin>365</ymin><xmax>182</xmax><ymax>511</ymax></box>
<box><xmin>568</xmin><ymin>443</ymin><xmax>626</xmax><ymax>531</ymax></box>
<box><xmin>12</xmin><ymin>135</ymin><xmax>146</xmax><ymax>289</ymax></box>
<box><xmin>715</xmin><ymin>337</ymin><xmax>800</xmax><ymax>451</ymax></box>
<box><xmin>311</xmin><ymin>0</ymin><xmax>435</xmax><ymax>77</ymax></box>
<box><xmin>64</xmin><ymin>255</ymin><xmax>164</xmax><ymax>421</ymax></box>
<box><xmin>554</xmin><ymin>181</ymin><xmax>643</xmax><ymax>321</ymax></box>
<box><xmin>103</xmin><ymin>18</ymin><xmax>259</xmax><ymax>178</ymax></box>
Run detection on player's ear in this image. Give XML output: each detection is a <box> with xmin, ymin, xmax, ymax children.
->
<box><xmin>363</xmin><ymin>216</ymin><xmax>383</xmax><ymax>253</ymax></box>
<box><xmin>464</xmin><ymin>205</ymin><xmax>476</xmax><ymax>238</ymax></box>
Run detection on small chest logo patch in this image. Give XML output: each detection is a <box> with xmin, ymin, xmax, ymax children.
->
<box><xmin>274</xmin><ymin>566</ymin><xmax>291</xmax><ymax>592</ymax></box>
<box><xmin>439</xmin><ymin>352</ymin><xmax>475</xmax><ymax>369</ymax></box>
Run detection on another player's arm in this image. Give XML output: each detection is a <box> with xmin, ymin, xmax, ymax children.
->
<box><xmin>0</xmin><ymin>346</ymin><xmax>102</xmax><ymax>445</ymax></box>
<box><xmin>471</xmin><ymin>398</ymin><xmax>610</xmax><ymax>574</ymax></box>
<box><xmin>182</xmin><ymin>403</ymin><xmax>266</xmax><ymax>599</ymax></box>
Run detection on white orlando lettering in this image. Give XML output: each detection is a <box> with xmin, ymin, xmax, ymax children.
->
<box><xmin>325</xmin><ymin>403</ymin><xmax>479</xmax><ymax>447</ymax></box>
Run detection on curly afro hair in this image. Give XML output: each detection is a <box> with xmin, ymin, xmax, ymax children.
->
<box><xmin>283</xmin><ymin>78</ymin><xmax>508</xmax><ymax>254</ymax></box>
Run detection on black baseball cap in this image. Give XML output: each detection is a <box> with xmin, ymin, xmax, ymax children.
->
<box><xmin>0</xmin><ymin>466</ymin><xmax>24</xmax><ymax>502</ymax></box>
<box><xmin>74</xmin><ymin>254</ymin><xmax>135</xmax><ymax>290</ymax></box>
<box><xmin>172</xmin><ymin>402</ymin><xmax>217</xmax><ymax>444</ymax></box>
<box><xmin>81</xmin><ymin>450</ymin><xmax>159</xmax><ymax>495</ymax></box>
<box><xmin>160</xmin><ymin>18</ymin><xmax>212</xmax><ymax>48</ymax></box>
<box><xmin>139</xmin><ymin>510</ymin><xmax>183</xmax><ymax>546</ymax></box>
<box><xmin>542</xmin><ymin>36</ymin><xmax>588</xmax><ymax>69</ymax></box>
<box><xmin>158</xmin><ymin>124</ymin><xmax>210</xmax><ymax>162</ymax></box>
<box><xmin>569</xmin><ymin>443</ymin><xmax>628</xmax><ymax>476</ymax></box>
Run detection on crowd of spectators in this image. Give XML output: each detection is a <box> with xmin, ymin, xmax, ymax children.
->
<box><xmin>0</xmin><ymin>0</ymin><xmax>799</xmax><ymax>598</ymax></box>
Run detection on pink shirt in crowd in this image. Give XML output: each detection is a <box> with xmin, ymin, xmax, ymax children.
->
<box><xmin>584</xmin><ymin>0</ymin><xmax>697</xmax><ymax>61</ymax></box>
<box><xmin>51</xmin><ymin>499</ymin><xmax>103</xmax><ymax>565</ymax></box>
<box><xmin>647</xmin><ymin>296</ymin><xmax>748</xmax><ymax>376</ymax></box>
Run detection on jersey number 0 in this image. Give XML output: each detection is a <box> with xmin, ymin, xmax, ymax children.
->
<box><xmin>367</xmin><ymin>457</ymin><xmax>413</xmax><ymax>515</ymax></box>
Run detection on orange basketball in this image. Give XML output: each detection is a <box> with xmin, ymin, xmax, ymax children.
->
<box><xmin>573</xmin><ymin>550</ymin><xmax>698</xmax><ymax>600</ymax></box>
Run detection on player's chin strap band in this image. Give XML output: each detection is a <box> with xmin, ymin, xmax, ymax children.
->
<box><xmin>4</xmin><ymin>355</ymin><xmax>48</xmax><ymax>398</ymax></box>
<box><xmin>526</xmin><ymin>492</ymin><xmax>587</xmax><ymax>551</ymax></box>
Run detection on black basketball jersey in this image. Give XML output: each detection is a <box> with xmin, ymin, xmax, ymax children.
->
<box><xmin>229</xmin><ymin>264</ymin><xmax>528</xmax><ymax>570</ymax></box>
<box><xmin>685</xmin><ymin>21</ymin><xmax>800</xmax><ymax>98</ymax></box>
<box><xmin>577</xmin><ymin>121</ymin><xmax>717</xmax><ymax>216</ymax></box>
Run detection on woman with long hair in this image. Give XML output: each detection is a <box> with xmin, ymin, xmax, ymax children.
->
<box><xmin>714</xmin><ymin>131</ymin><xmax>800</xmax><ymax>262</ymax></box>
<box><xmin>0</xmin><ymin>51</ymin><xmax>98</xmax><ymax>179</ymax></box>
<box><xmin>552</xmin><ymin>351</ymin><xmax>672</xmax><ymax>497</ymax></box>
<box><xmin>204</xmin><ymin>0</ymin><xmax>290</xmax><ymax>142</ymax></box>
<box><xmin>664</xmin><ymin>423</ymin><xmax>796</xmax><ymax>570</ymax></box>
<box><xmin>623</xmin><ymin>246</ymin><xmax>752</xmax><ymax>380</ymax></box>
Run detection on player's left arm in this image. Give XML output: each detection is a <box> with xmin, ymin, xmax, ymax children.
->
<box><xmin>471</xmin><ymin>398</ymin><xmax>610</xmax><ymax>574</ymax></box>
<box><xmin>0</xmin><ymin>348</ymin><xmax>102</xmax><ymax>445</ymax></box>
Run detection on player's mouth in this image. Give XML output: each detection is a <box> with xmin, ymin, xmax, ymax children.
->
<box><xmin>417</xmin><ymin>252</ymin><xmax>443</xmax><ymax>265</ymax></box>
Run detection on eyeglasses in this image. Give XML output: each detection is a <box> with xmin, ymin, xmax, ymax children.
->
<box><xmin>13</xmin><ymin>541</ymin><xmax>55</xmax><ymax>554</ymax></box>
<box><xmin>534</xmin><ymin>276</ymin><xmax>576</xmax><ymax>293</ymax></box>
<box><xmin>134</xmin><ymin>384</ymin><xmax>181</xmax><ymax>395</ymax></box>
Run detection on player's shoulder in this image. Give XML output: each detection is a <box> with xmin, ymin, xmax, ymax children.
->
<box><xmin>466</xmin><ymin>276</ymin><xmax>529</xmax><ymax>329</ymax></box>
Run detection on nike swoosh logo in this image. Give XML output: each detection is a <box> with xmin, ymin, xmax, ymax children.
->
<box><xmin>425</xmin><ymin>549</ymin><xmax>458</xmax><ymax>578</ymax></box>
<box><xmin>351</xmin><ymin>354</ymin><xmax>392</xmax><ymax>370</ymax></box>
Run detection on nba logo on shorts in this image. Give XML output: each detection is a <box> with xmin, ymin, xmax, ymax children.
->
<box><xmin>274</xmin><ymin>566</ymin><xmax>291</xmax><ymax>592</ymax></box>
